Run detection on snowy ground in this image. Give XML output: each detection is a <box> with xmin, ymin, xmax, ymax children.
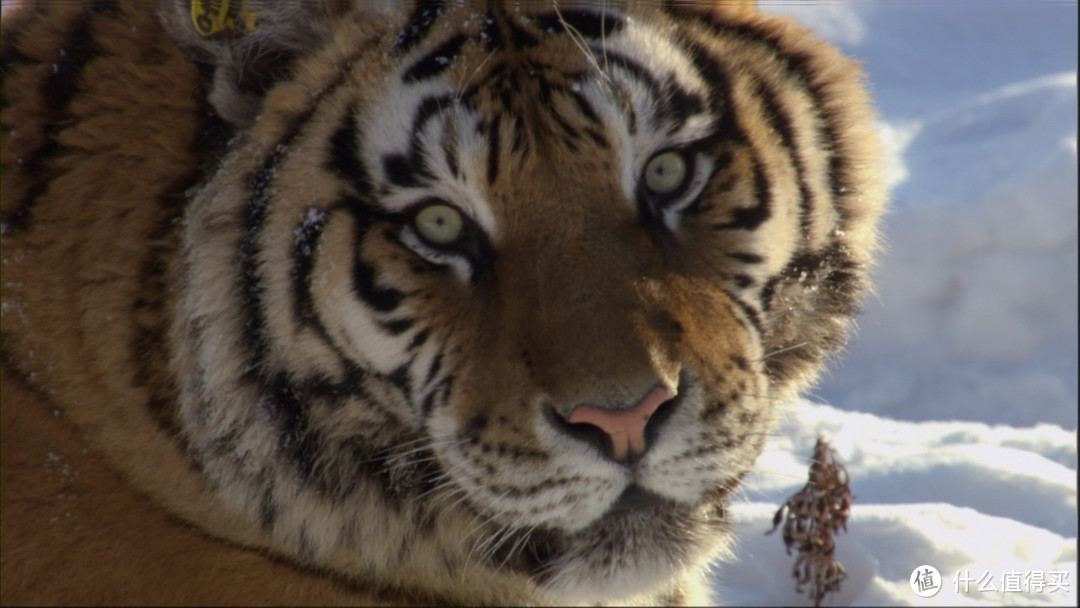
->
<box><xmin>715</xmin><ymin>2</ymin><xmax>1078</xmax><ymax>606</ymax></box>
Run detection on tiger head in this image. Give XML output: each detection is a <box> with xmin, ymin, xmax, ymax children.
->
<box><xmin>164</xmin><ymin>2</ymin><xmax>883</xmax><ymax>603</ymax></box>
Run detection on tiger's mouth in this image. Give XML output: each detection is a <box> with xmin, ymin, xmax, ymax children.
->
<box><xmin>502</xmin><ymin>481</ymin><xmax>731</xmax><ymax>598</ymax></box>
<box><xmin>607</xmin><ymin>484</ymin><xmax>672</xmax><ymax>515</ymax></box>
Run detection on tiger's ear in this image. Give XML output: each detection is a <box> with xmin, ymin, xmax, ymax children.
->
<box><xmin>156</xmin><ymin>0</ymin><xmax>351</xmax><ymax>127</ymax></box>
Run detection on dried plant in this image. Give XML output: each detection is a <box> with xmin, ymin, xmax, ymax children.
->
<box><xmin>768</xmin><ymin>436</ymin><xmax>853</xmax><ymax>607</ymax></box>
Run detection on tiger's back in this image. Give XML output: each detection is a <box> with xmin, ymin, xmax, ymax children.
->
<box><xmin>1</xmin><ymin>1</ymin><xmax>885</xmax><ymax>605</ymax></box>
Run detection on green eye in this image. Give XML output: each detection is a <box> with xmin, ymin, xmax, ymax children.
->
<box><xmin>644</xmin><ymin>151</ymin><xmax>688</xmax><ymax>195</ymax></box>
<box><xmin>414</xmin><ymin>203</ymin><xmax>464</xmax><ymax>245</ymax></box>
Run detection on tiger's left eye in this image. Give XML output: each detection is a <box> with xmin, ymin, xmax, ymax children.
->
<box><xmin>643</xmin><ymin>151</ymin><xmax>688</xmax><ymax>195</ymax></box>
<box><xmin>414</xmin><ymin>203</ymin><xmax>463</xmax><ymax>245</ymax></box>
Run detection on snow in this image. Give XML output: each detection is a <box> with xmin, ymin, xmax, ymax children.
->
<box><xmin>715</xmin><ymin>2</ymin><xmax>1078</xmax><ymax>606</ymax></box>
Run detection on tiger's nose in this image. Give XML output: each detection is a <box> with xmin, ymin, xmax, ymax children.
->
<box><xmin>560</xmin><ymin>385</ymin><xmax>676</xmax><ymax>464</ymax></box>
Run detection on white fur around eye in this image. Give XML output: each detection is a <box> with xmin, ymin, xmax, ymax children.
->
<box><xmin>644</xmin><ymin>151</ymin><xmax>688</xmax><ymax>195</ymax></box>
<box><xmin>415</xmin><ymin>203</ymin><xmax>463</xmax><ymax>245</ymax></box>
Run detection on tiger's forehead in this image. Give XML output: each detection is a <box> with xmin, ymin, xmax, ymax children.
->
<box><xmin>348</xmin><ymin>4</ymin><xmax>717</xmax><ymax>240</ymax></box>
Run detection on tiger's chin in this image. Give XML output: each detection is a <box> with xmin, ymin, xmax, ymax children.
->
<box><xmin>516</xmin><ymin>487</ymin><xmax>731</xmax><ymax>604</ymax></box>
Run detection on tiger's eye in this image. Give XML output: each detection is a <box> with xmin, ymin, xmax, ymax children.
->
<box><xmin>644</xmin><ymin>151</ymin><xmax>688</xmax><ymax>195</ymax></box>
<box><xmin>414</xmin><ymin>203</ymin><xmax>463</xmax><ymax>245</ymax></box>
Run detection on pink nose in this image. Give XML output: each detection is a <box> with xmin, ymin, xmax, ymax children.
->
<box><xmin>566</xmin><ymin>385</ymin><xmax>676</xmax><ymax>463</ymax></box>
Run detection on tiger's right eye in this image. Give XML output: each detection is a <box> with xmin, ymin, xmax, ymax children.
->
<box><xmin>643</xmin><ymin>150</ymin><xmax>689</xmax><ymax>195</ymax></box>
<box><xmin>414</xmin><ymin>203</ymin><xmax>463</xmax><ymax>245</ymax></box>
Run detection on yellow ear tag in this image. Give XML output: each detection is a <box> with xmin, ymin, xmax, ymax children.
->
<box><xmin>191</xmin><ymin>0</ymin><xmax>257</xmax><ymax>38</ymax></box>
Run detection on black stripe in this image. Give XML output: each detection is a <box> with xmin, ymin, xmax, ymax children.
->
<box><xmin>263</xmin><ymin>370</ymin><xmax>421</xmax><ymax>505</ymax></box>
<box><xmin>1</xmin><ymin>170</ymin><xmax>51</xmax><ymax>233</ymax></box>
<box><xmin>725</xmin><ymin>289</ymin><xmax>764</xmax><ymax>338</ymax></box>
<box><xmin>392</xmin><ymin>1</ymin><xmax>447</xmax><ymax>55</ymax></box>
<box><xmin>352</xmin><ymin>258</ymin><xmax>405</xmax><ymax>313</ymax></box>
<box><xmin>0</xmin><ymin>31</ymin><xmax>30</xmax><ymax>80</ymax></box>
<box><xmin>597</xmin><ymin>51</ymin><xmax>665</xmax><ymax>112</ymax></box>
<box><xmin>386</xmin><ymin>363</ymin><xmax>413</xmax><ymax>402</ymax></box>
<box><xmin>683</xmin><ymin>40</ymin><xmax>773</xmax><ymax>231</ymax></box>
<box><xmin>532</xmin><ymin>9</ymin><xmax>626</xmax><ymax>39</ymax></box>
<box><xmin>328</xmin><ymin>108</ymin><xmax>373</xmax><ymax>193</ymax></box>
<box><xmin>727</xmin><ymin>251</ymin><xmax>764</xmax><ymax>264</ymax></box>
<box><xmin>716</xmin><ymin>158</ymin><xmax>772</xmax><ymax>230</ymax></box>
<box><xmin>733</xmin><ymin>274</ymin><xmax>754</xmax><ymax>288</ymax></box>
<box><xmin>292</xmin><ymin>203</ymin><xmax>386</xmax><ymax>369</ymax></box>
<box><xmin>260</xmin><ymin>369</ymin><xmax>386</xmax><ymax>492</ymax></box>
<box><xmin>504</xmin><ymin>15</ymin><xmax>539</xmax><ymax>48</ymax></box>
<box><xmin>659</xmin><ymin>75</ymin><xmax>707</xmax><ymax>135</ymax></box>
<box><xmin>730</xmin><ymin>354</ymin><xmax>750</xmax><ymax>372</ymax></box>
<box><xmin>240</xmin><ymin>137</ymin><xmax>297</xmax><ymax>368</ymax></box>
<box><xmin>486</xmin><ymin>117</ymin><xmax>501</xmax><ymax>183</ymax></box>
<box><xmin>774</xmin><ymin>53</ymin><xmax>851</xmax><ymax>224</ymax></box>
<box><xmin>130</xmin><ymin>176</ymin><xmax>190</xmax><ymax>434</ymax></box>
<box><xmin>569</xmin><ymin>89</ymin><xmax>602</xmax><ymax>127</ymax></box>
<box><xmin>41</xmin><ymin>1</ymin><xmax>118</xmax><ymax>114</ymax></box>
<box><xmin>403</xmin><ymin>34</ymin><xmax>469</xmax><ymax>83</ymax></box>
<box><xmin>408</xmin><ymin>94</ymin><xmax>453</xmax><ymax>173</ymax></box>
<box><xmin>459</xmin><ymin>61</ymin><xmax>506</xmax><ymax>105</ymax></box>
<box><xmin>380</xmin><ymin>318</ymin><xmax>415</xmax><ymax>336</ymax></box>
<box><xmin>583</xmin><ymin>127</ymin><xmax>608</xmax><ymax>148</ymax></box>
<box><xmin>533</xmin><ymin>68</ymin><xmax>554</xmax><ymax>104</ymax></box>
<box><xmin>479</xmin><ymin>10</ymin><xmax>503</xmax><ymax>49</ymax></box>
<box><xmin>254</xmin><ymin>367</ymin><xmax>439</xmax><ymax>503</ymax></box>
<box><xmin>509</xmin><ymin>114</ymin><xmax>531</xmax><ymax>154</ymax></box>
<box><xmin>422</xmin><ymin>375</ymin><xmax>454</xmax><ymax>418</ymax></box>
<box><xmin>681</xmin><ymin>162</ymin><xmax>728</xmax><ymax>216</ymax></box>
<box><xmin>681</xmin><ymin>16</ymin><xmax>854</xmax><ymax>224</ymax></box>
<box><xmin>382</xmin><ymin>94</ymin><xmax>453</xmax><ymax>189</ymax></box>
<box><xmin>442</xmin><ymin>127</ymin><xmax>460</xmax><ymax>178</ymax></box>
<box><xmin>292</xmin><ymin>207</ymin><xmax>328</xmax><ymax>330</ymax></box>
<box><xmin>420</xmin><ymin>391</ymin><xmax>439</xmax><ymax>419</ymax></box>
<box><xmin>238</xmin><ymin>45</ymin><xmax>369</xmax><ymax>378</ymax></box>
<box><xmin>383</xmin><ymin>153</ymin><xmax>419</xmax><ymax>189</ymax></box>
<box><xmin>593</xmin><ymin>49</ymin><xmax>708</xmax><ymax>136</ymax></box>
<box><xmin>347</xmin><ymin>196</ymin><xmax>405</xmax><ymax>313</ymax></box>
<box><xmin>317</xmin><ymin>434</ymin><xmax>437</xmax><ymax>503</ymax></box>
<box><xmin>409</xmin><ymin>328</ymin><xmax>431</xmax><ymax>350</ymax></box>
<box><xmin>497</xmin><ymin>72</ymin><xmax>518</xmax><ymax>112</ymax></box>
<box><xmin>750</xmin><ymin>77</ymin><xmax>814</xmax><ymax>237</ymax></box>
<box><xmin>257</xmin><ymin>375</ymin><xmax>319</xmax><ymax>486</ymax></box>
<box><xmin>760</xmin><ymin>276</ymin><xmax>780</xmax><ymax>312</ymax></box>
<box><xmin>547</xmin><ymin>109</ymin><xmax>581</xmax><ymax>144</ymax></box>
<box><xmin>132</xmin><ymin>70</ymin><xmax>232</xmax><ymax>438</ymax></box>
<box><xmin>260</xmin><ymin>485</ymin><xmax>277</xmax><ymax>530</ymax></box>
<box><xmin>325</xmin><ymin>438</ymin><xmax>391</xmax><ymax>501</ymax></box>
<box><xmin>1</xmin><ymin>2</ymin><xmax>117</xmax><ymax>234</ymax></box>
<box><xmin>425</xmin><ymin>352</ymin><xmax>443</xmax><ymax>385</ymax></box>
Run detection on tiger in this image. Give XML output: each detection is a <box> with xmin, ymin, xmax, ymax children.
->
<box><xmin>0</xmin><ymin>0</ymin><xmax>885</xmax><ymax>605</ymax></box>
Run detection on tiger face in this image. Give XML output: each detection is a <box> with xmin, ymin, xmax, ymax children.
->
<box><xmin>2</xmin><ymin>1</ymin><xmax>884</xmax><ymax>604</ymax></box>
